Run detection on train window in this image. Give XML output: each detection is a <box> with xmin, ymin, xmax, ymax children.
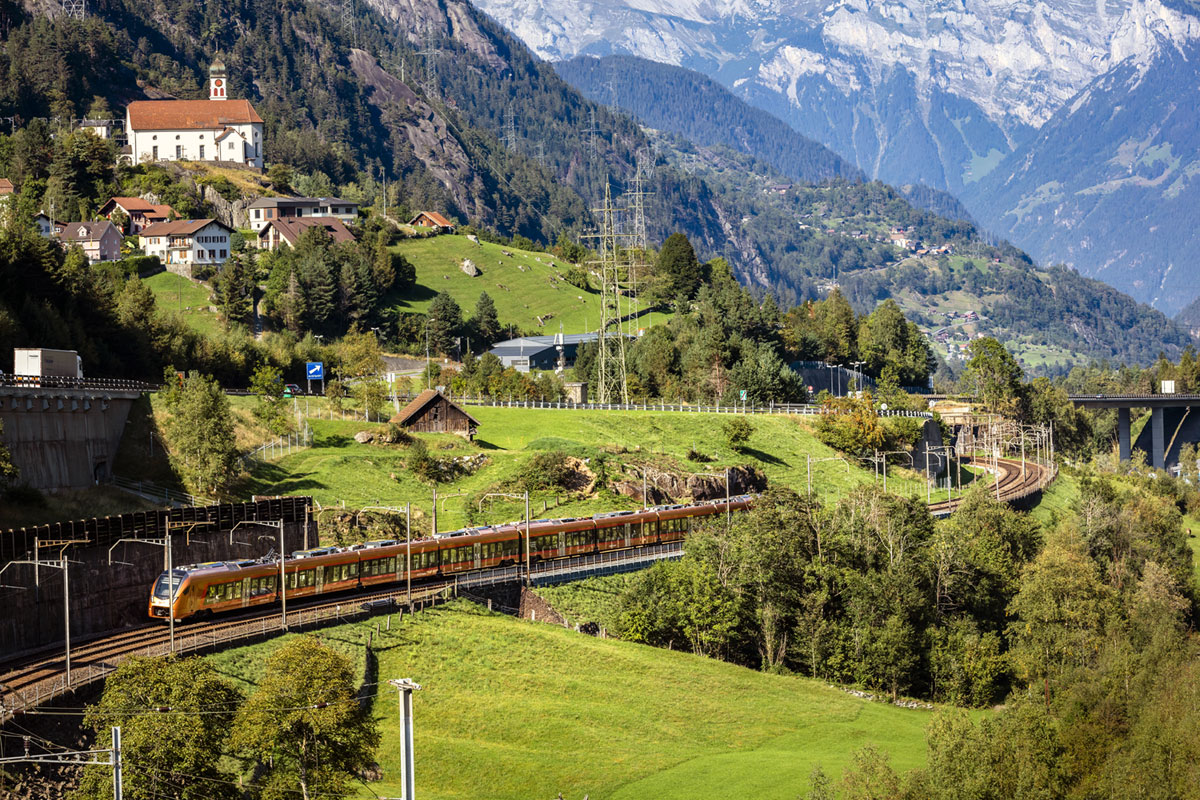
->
<box><xmin>249</xmin><ymin>576</ymin><xmax>275</xmax><ymax>597</ymax></box>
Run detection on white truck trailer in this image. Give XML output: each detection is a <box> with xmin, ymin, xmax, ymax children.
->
<box><xmin>13</xmin><ymin>348</ymin><xmax>84</xmax><ymax>379</ymax></box>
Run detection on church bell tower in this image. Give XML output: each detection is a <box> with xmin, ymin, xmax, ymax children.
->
<box><xmin>209</xmin><ymin>58</ymin><xmax>228</xmax><ymax>100</ymax></box>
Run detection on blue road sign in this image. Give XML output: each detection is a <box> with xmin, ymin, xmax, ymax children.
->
<box><xmin>306</xmin><ymin>362</ymin><xmax>324</xmax><ymax>380</ymax></box>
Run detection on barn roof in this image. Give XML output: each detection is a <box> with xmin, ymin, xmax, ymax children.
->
<box><xmin>391</xmin><ymin>389</ymin><xmax>480</xmax><ymax>427</ymax></box>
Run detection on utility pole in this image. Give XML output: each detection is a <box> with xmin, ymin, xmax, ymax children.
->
<box><xmin>624</xmin><ymin>149</ymin><xmax>653</xmax><ymax>330</ymax></box>
<box><xmin>0</xmin><ymin>726</ymin><xmax>122</xmax><ymax>797</ymax></box>
<box><xmin>61</xmin><ymin>0</ymin><xmax>86</xmax><ymax>19</ymax></box>
<box><xmin>388</xmin><ymin>679</ymin><xmax>423</xmax><ymax>800</ymax></box>
<box><xmin>417</xmin><ymin>49</ymin><xmax>440</xmax><ymax>97</ymax></box>
<box><xmin>502</xmin><ymin>106</ymin><xmax>519</xmax><ymax>152</ymax></box>
<box><xmin>340</xmin><ymin>0</ymin><xmax>357</xmax><ymax>46</ymax></box>
<box><xmin>229</xmin><ymin>520</ymin><xmax>287</xmax><ymax>630</ymax></box>
<box><xmin>1</xmin><ymin>541</ymin><xmax>84</xmax><ymax>685</ymax></box>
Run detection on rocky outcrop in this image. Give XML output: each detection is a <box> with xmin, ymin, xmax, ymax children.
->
<box><xmin>613</xmin><ymin>464</ymin><xmax>766</xmax><ymax>504</ymax></box>
<box><xmin>347</xmin><ymin>48</ymin><xmax>488</xmax><ymax>223</ymax></box>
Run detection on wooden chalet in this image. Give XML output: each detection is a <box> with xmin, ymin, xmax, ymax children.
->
<box><xmin>391</xmin><ymin>389</ymin><xmax>479</xmax><ymax>439</ymax></box>
<box><xmin>409</xmin><ymin>210</ymin><xmax>454</xmax><ymax>232</ymax></box>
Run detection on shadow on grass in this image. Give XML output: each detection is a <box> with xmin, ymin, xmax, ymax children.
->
<box><xmin>387</xmin><ymin>283</ymin><xmax>438</xmax><ymax>310</ymax></box>
<box><xmin>473</xmin><ymin>439</ymin><xmax>501</xmax><ymax>450</ymax></box>
<box><xmin>246</xmin><ymin>463</ymin><xmax>324</xmax><ymax>494</ymax></box>
<box><xmin>740</xmin><ymin>446</ymin><xmax>787</xmax><ymax>466</ymax></box>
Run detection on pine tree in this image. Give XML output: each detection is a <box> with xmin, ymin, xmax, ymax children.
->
<box><xmin>470</xmin><ymin>291</ymin><xmax>501</xmax><ymax>350</ymax></box>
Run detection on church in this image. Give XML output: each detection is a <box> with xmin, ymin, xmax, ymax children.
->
<box><xmin>124</xmin><ymin>60</ymin><xmax>264</xmax><ymax>168</ymax></box>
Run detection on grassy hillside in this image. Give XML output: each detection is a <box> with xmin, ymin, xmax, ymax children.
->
<box><xmin>391</xmin><ymin>235</ymin><xmax>661</xmax><ymax>336</ymax></box>
<box><xmin>143</xmin><ymin>270</ymin><xmax>221</xmax><ymax>337</ymax></box>
<box><xmin>239</xmin><ymin>405</ymin><xmax>921</xmax><ymax>532</ymax></box>
<box><xmin>207</xmin><ymin>602</ymin><xmax>934</xmax><ymax>800</ymax></box>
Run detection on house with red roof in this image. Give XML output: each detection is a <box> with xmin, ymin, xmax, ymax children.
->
<box><xmin>124</xmin><ymin>60</ymin><xmax>264</xmax><ymax>168</ymax></box>
<box><xmin>98</xmin><ymin>197</ymin><xmax>176</xmax><ymax>233</ymax></box>
<box><xmin>139</xmin><ymin>218</ymin><xmax>234</xmax><ymax>276</ymax></box>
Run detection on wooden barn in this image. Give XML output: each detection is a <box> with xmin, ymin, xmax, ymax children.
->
<box><xmin>391</xmin><ymin>389</ymin><xmax>479</xmax><ymax>439</ymax></box>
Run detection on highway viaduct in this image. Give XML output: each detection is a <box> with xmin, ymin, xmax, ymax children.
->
<box><xmin>1067</xmin><ymin>395</ymin><xmax>1200</xmax><ymax>471</ymax></box>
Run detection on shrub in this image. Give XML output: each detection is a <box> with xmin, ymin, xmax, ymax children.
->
<box><xmin>722</xmin><ymin>417</ymin><xmax>754</xmax><ymax>451</ymax></box>
<box><xmin>518</xmin><ymin>450</ymin><xmax>575</xmax><ymax>491</ymax></box>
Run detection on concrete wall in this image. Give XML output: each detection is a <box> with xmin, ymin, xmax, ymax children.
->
<box><xmin>0</xmin><ymin>519</ymin><xmax>314</xmax><ymax>658</ymax></box>
<box><xmin>914</xmin><ymin>418</ymin><xmax>947</xmax><ymax>478</ymax></box>
<box><xmin>0</xmin><ymin>387</ymin><xmax>140</xmax><ymax>490</ymax></box>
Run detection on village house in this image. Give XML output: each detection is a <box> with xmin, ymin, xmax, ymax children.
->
<box><xmin>390</xmin><ymin>389</ymin><xmax>479</xmax><ymax>440</ymax></box>
<box><xmin>124</xmin><ymin>60</ymin><xmax>264</xmax><ymax>168</ymax></box>
<box><xmin>256</xmin><ymin>217</ymin><xmax>356</xmax><ymax>251</ymax></box>
<box><xmin>33</xmin><ymin>212</ymin><xmax>61</xmax><ymax>238</ymax></box>
<box><xmin>55</xmin><ymin>221</ymin><xmax>122</xmax><ymax>263</ymax></box>
<box><xmin>0</xmin><ymin>179</ymin><xmax>12</xmax><ymax>224</ymax></box>
<box><xmin>139</xmin><ymin>218</ymin><xmax>233</xmax><ymax>276</ymax></box>
<box><xmin>245</xmin><ymin>196</ymin><xmax>359</xmax><ymax>225</ymax></box>
<box><xmin>409</xmin><ymin>211</ymin><xmax>454</xmax><ymax>232</ymax></box>
<box><xmin>99</xmin><ymin>197</ymin><xmax>176</xmax><ymax>233</ymax></box>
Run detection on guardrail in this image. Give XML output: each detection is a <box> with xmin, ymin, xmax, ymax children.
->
<box><xmin>0</xmin><ymin>375</ymin><xmax>155</xmax><ymax>392</ymax></box>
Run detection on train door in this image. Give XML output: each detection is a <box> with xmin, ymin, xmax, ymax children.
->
<box><xmin>624</xmin><ymin>522</ymin><xmax>632</xmax><ymax>547</ymax></box>
<box><xmin>473</xmin><ymin>542</ymin><xmax>482</xmax><ymax>570</ymax></box>
<box><xmin>315</xmin><ymin>566</ymin><xmax>325</xmax><ymax>594</ymax></box>
<box><xmin>241</xmin><ymin>576</ymin><xmax>251</xmax><ymax>609</ymax></box>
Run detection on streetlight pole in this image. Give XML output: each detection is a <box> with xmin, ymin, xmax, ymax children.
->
<box><xmin>388</xmin><ymin>679</ymin><xmax>423</xmax><ymax>800</ymax></box>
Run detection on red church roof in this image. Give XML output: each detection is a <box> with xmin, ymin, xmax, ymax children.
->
<box><xmin>126</xmin><ymin>99</ymin><xmax>263</xmax><ymax>130</ymax></box>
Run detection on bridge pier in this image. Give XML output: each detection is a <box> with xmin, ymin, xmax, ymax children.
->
<box><xmin>1118</xmin><ymin>408</ymin><xmax>1131</xmax><ymax>463</ymax></box>
<box><xmin>1151</xmin><ymin>407</ymin><xmax>1165</xmax><ymax>470</ymax></box>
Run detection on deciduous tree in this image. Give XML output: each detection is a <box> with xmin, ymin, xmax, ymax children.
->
<box><xmin>232</xmin><ymin>636</ymin><xmax>379</xmax><ymax>800</ymax></box>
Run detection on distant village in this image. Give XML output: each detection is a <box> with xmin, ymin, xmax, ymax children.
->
<box><xmin>0</xmin><ymin>60</ymin><xmax>455</xmax><ymax>279</ymax></box>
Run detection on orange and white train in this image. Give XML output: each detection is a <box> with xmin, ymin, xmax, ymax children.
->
<box><xmin>149</xmin><ymin>496</ymin><xmax>754</xmax><ymax>621</ymax></box>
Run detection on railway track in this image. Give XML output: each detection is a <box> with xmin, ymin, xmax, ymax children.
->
<box><xmin>928</xmin><ymin>455</ymin><xmax>1053</xmax><ymax>517</ymax></box>
<box><xmin>0</xmin><ymin>544</ymin><xmax>683</xmax><ymax>722</ymax></box>
<box><xmin>1</xmin><ymin>458</ymin><xmax>1051</xmax><ymax>722</ymax></box>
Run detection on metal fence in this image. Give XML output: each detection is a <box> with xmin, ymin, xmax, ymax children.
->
<box><xmin>111</xmin><ymin>476</ymin><xmax>209</xmax><ymax>508</ymax></box>
<box><xmin>0</xmin><ymin>375</ymin><xmax>155</xmax><ymax>392</ymax></box>
<box><xmin>241</xmin><ymin>425</ymin><xmax>313</xmax><ymax>468</ymax></box>
<box><xmin>450</xmin><ymin>396</ymin><xmax>933</xmax><ymax>419</ymax></box>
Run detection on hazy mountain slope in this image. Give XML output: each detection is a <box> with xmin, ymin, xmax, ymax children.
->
<box><xmin>473</xmin><ymin>0</ymin><xmax>1194</xmax><ymax>193</ymax></box>
<box><xmin>475</xmin><ymin>0</ymin><xmax>1200</xmax><ymax>312</ymax></box>
<box><xmin>965</xmin><ymin>36</ymin><xmax>1200</xmax><ymax>314</ymax></box>
<box><xmin>554</xmin><ymin>54</ymin><xmax>861</xmax><ymax>184</ymax></box>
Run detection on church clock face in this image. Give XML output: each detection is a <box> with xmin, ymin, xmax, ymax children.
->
<box><xmin>213</xmin><ymin>79</ymin><xmax>223</xmax><ymax>87</ymax></box>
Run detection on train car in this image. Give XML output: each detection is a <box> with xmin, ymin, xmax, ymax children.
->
<box><xmin>149</xmin><ymin>495</ymin><xmax>757</xmax><ymax>621</ymax></box>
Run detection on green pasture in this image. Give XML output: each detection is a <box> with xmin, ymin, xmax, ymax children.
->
<box><xmin>239</xmin><ymin>406</ymin><xmax>912</xmax><ymax>531</ymax></box>
<box><xmin>390</xmin><ymin>235</ymin><xmax>660</xmax><ymax>335</ymax></box>
<box><xmin>143</xmin><ymin>270</ymin><xmax>222</xmax><ymax>337</ymax></box>
<box><xmin>206</xmin><ymin>602</ymin><xmax>933</xmax><ymax>800</ymax></box>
